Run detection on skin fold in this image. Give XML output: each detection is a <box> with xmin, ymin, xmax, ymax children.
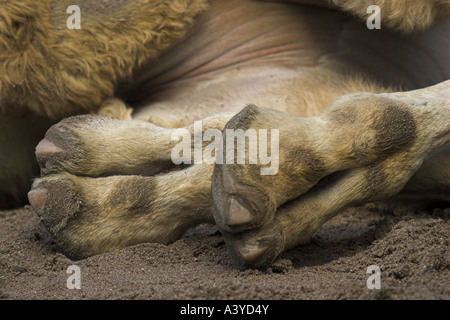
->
<box><xmin>1</xmin><ymin>0</ymin><xmax>448</xmax><ymax>267</ymax></box>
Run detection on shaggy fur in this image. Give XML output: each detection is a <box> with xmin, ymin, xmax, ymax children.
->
<box><xmin>0</xmin><ymin>0</ymin><xmax>208</xmax><ymax>118</ymax></box>
<box><xmin>1</xmin><ymin>0</ymin><xmax>449</xmax><ymax>267</ymax></box>
<box><xmin>0</xmin><ymin>0</ymin><xmax>208</xmax><ymax>207</ymax></box>
<box><xmin>331</xmin><ymin>0</ymin><xmax>450</xmax><ymax>33</ymax></box>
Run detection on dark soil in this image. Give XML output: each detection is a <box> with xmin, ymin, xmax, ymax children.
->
<box><xmin>1</xmin><ymin>205</ymin><xmax>449</xmax><ymax>300</ymax></box>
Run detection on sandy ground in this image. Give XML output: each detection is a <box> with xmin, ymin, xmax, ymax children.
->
<box><xmin>0</xmin><ymin>204</ymin><xmax>448</xmax><ymax>300</ymax></box>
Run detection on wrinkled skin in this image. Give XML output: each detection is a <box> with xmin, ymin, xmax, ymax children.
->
<box><xmin>4</xmin><ymin>0</ymin><xmax>449</xmax><ymax>267</ymax></box>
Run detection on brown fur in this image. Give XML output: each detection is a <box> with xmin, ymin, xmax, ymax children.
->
<box><xmin>0</xmin><ymin>0</ymin><xmax>208</xmax><ymax>118</ymax></box>
<box><xmin>331</xmin><ymin>0</ymin><xmax>450</xmax><ymax>33</ymax></box>
<box><xmin>0</xmin><ymin>0</ymin><xmax>208</xmax><ymax>207</ymax></box>
<box><xmin>1</xmin><ymin>0</ymin><xmax>449</xmax><ymax>267</ymax></box>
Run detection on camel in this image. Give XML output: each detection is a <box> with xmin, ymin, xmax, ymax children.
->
<box><xmin>1</xmin><ymin>0</ymin><xmax>449</xmax><ymax>267</ymax></box>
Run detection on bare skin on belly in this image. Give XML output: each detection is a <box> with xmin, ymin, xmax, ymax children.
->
<box><xmin>124</xmin><ymin>0</ymin><xmax>449</xmax><ymax>126</ymax></box>
<box><xmin>20</xmin><ymin>0</ymin><xmax>450</xmax><ymax>267</ymax></box>
<box><xmin>2</xmin><ymin>0</ymin><xmax>448</xmax><ymax>206</ymax></box>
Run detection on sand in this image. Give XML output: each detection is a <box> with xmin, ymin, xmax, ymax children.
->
<box><xmin>1</xmin><ymin>204</ymin><xmax>448</xmax><ymax>300</ymax></box>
